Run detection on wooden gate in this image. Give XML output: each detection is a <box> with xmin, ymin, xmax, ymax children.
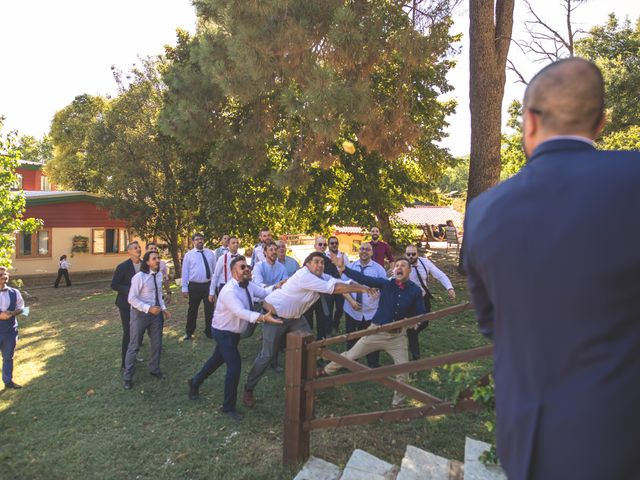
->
<box><xmin>282</xmin><ymin>303</ymin><xmax>492</xmax><ymax>465</ymax></box>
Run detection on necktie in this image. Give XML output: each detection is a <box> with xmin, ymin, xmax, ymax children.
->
<box><xmin>198</xmin><ymin>250</ymin><xmax>211</xmax><ymax>280</ymax></box>
<box><xmin>395</xmin><ymin>280</ymin><xmax>405</xmax><ymax>289</ymax></box>
<box><xmin>355</xmin><ymin>264</ymin><xmax>370</xmax><ymax>305</ymax></box>
<box><xmin>240</xmin><ymin>283</ymin><xmax>253</xmax><ymax>310</ymax></box>
<box><xmin>152</xmin><ymin>272</ymin><xmax>160</xmax><ymax>307</ymax></box>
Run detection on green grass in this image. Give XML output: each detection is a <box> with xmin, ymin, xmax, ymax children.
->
<box><xmin>0</xmin><ymin>252</ymin><xmax>493</xmax><ymax>479</ymax></box>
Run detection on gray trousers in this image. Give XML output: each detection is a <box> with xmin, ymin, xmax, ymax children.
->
<box><xmin>123</xmin><ymin>309</ymin><xmax>163</xmax><ymax>381</ymax></box>
<box><xmin>245</xmin><ymin>317</ymin><xmax>311</xmax><ymax>391</ymax></box>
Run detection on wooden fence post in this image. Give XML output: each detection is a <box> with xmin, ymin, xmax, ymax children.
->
<box><xmin>283</xmin><ymin>330</ymin><xmax>314</xmax><ymax>465</ymax></box>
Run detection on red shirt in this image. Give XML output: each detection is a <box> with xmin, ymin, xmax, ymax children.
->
<box><xmin>370</xmin><ymin>240</ymin><xmax>394</xmax><ymax>266</ymax></box>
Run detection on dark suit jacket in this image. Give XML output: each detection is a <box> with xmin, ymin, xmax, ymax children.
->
<box><xmin>464</xmin><ymin>139</ymin><xmax>640</xmax><ymax>480</ymax></box>
<box><xmin>111</xmin><ymin>259</ymin><xmax>136</xmax><ymax>309</ymax></box>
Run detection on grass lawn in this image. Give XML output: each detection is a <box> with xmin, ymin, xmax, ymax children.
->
<box><xmin>0</xmin><ymin>252</ymin><xmax>493</xmax><ymax>479</ymax></box>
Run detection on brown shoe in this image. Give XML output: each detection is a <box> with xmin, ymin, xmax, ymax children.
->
<box><xmin>243</xmin><ymin>389</ymin><xmax>256</xmax><ymax>408</ymax></box>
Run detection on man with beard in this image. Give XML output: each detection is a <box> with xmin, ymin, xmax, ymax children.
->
<box><xmin>251</xmin><ymin>228</ymin><xmax>272</xmax><ymax>265</ymax></box>
<box><xmin>369</xmin><ymin>226</ymin><xmax>394</xmax><ymax>268</ymax></box>
<box><xmin>328</xmin><ymin>236</ymin><xmax>349</xmax><ymax>333</ymax></box>
<box><xmin>181</xmin><ymin>233</ymin><xmax>216</xmax><ymax>340</ymax></box>
<box><xmin>188</xmin><ymin>256</ymin><xmax>282</xmax><ymax>421</ymax></box>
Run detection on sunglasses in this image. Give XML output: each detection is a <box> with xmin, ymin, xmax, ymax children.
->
<box><xmin>317</xmin><ymin>243</ymin><xmax>327</xmax><ymax>247</ymax></box>
<box><xmin>329</xmin><ymin>241</ymin><xmax>338</xmax><ymax>245</ymax></box>
<box><xmin>406</xmin><ymin>253</ymin><xmax>417</xmax><ymax>257</ymax></box>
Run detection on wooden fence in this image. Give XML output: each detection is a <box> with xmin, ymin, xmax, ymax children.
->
<box><xmin>282</xmin><ymin>302</ymin><xmax>493</xmax><ymax>465</ymax></box>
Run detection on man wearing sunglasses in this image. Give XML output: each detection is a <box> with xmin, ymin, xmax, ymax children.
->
<box><xmin>405</xmin><ymin>244</ymin><xmax>455</xmax><ymax>360</ymax></box>
<box><xmin>188</xmin><ymin>256</ymin><xmax>282</xmax><ymax>421</ymax></box>
<box><xmin>328</xmin><ymin>236</ymin><xmax>349</xmax><ymax>334</ymax></box>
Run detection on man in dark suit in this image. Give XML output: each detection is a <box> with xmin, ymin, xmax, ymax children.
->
<box><xmin>111</xmin><ymin>242</ymin><xmax>142</xmax><ymax>370</ymax></box>
<box><xmin>464</xmin><ymin>58</ymin><xmax>640</xmax><ymax>480</ymax></box>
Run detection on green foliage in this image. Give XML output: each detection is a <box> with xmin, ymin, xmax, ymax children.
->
<box><xmin>14</xmin><ymin>134</ymin><xmax>53</xmax><ymax>163</ymax></box>
<box><xmin>500</xmin><ymin>100</ymin><xmax>526</xmax><ymax>180</ymax></box>
<box><xmin>576</xmin><ymin>15</ymin><xmax>640</xmax><ymax>136</ymax></box>
<box><xmin>0</xmin><ymin>117</ymin><xmax>42</xmax><ymax>267</ymax></box>
<box><xmin>599</xmin><ymin>126</ymin><xmax>640</xmax><ymax>151</ymax></box>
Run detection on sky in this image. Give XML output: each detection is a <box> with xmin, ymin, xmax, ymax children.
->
<box><xmin>1</xmin><ymin>0</ymin><xmax>639</xmax><ymax>157</ymax></box>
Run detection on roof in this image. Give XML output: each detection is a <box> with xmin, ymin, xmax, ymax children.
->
<box><xmin>17</xmin><ymin>160</ymin><xmax>44</xmax><ymax>170</ymax></box>
<box><xmin>394</xmin><ymin>205</ymin><xmax>463</xmax><ymax>227</ymax></box>
<box><xmin>24</xmin><ymin>190</ymin><xmax>103</xmax><ymax>206</ymax></box>
<box><xmin>333</xmin><ymin>226</ymin><xmax>365</xmax><ymax>234</ymax></box>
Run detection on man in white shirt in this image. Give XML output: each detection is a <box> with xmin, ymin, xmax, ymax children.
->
<box><xmin>123</xmin><ymin>251</ymin><xmax>172</xmax><ymax>390</ymax></box>
<box><xmin>146</xmin><ymin>242</ymin><xmax>172</xmax><ymax>305</ymax></box>
<box><xmin>250</xmin><ymin>228</ymin><xmax>272</xmax><ymax>265</ymax></box>
<box><xmin>209</xmin><ymin>236</ymin><xmax>240</xmax><ymax>300</ymax></box>
<box><xmin>242</xmin><ymin>251</ymin><xmax>373</xmax><ymax>408</ymax></box>
<box><xmin>0</xmin><ymin>266</ymin><xmax>25</xmax><ymax>389</ymax></box>
<box><xmin>181</xmin><ymin>233</ymin><xmax>216</xmax><ymax>340</ymax></box>
<box><xmin>405</xmin><ymin>244</ymin><xmax>455</xmax><ymax>360</ymax></box>
<box><xmin>252</xmin><ymin>242</ymin><xmax>288</xmax><ymax>288</ymax></box>
<box><xmin>328</xmin><ymin>236</ymin><xmax>349</xmax><ymax>333</ymax></box>
<box><xmin>342</xmin><ymin>242</ymin><xmax>386</xmax><ymax>368</ymax></box>
<box><xmin>214</xmin><ymin>234</ymin><xmax>230</xmax><ymax>261</ymax></box>
<box><xmin>188</xmin><ymin>255</ymin><xmax>282</xmax><ymax>421</ymax></box>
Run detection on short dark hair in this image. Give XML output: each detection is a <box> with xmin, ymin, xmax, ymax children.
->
<box><xmin>395</xmin><ymin>257</ymin><xmax>410</xmax><ymax>267</ymax></box>
<box><xmin>140</xmin><ymin>251</ymin><xmax>159</xmax><ymax>274</ymax></box>
<box><xmin>228</xmin><ymin>235</ymin><xmax>238</xmax><ymax>241</ymax></box>
<box><xmin>146</xmin><ymin>241</ymin><xmax>157</xmax><ymax>248</ymax></box>
<box><xmin>328</xmin><ymin>236</ymin><xmax>338</xmax><ymax>242</ymax></box>
<box><xmin>230</xmin><ymin>255</ymin><xmax>247</xmax><ymax>270</ymax></box>
<box><xmin>59</xmin><ymin>255</ymin><xmax>67</xmax><ymax>261</ymax></box>
<box><xmin>304</xmin><ymin>251</ymin><xmax>327</xmax><ymax>266</ymax></box>
<box><xmin>192</xmin><ymin>233</ymin><xmax>204</xmax><ymax>241</ymax></box>
<box><xmin>259</xmin><ymin>228</ymin><xmax>270</xmax><ymax>234</ymax></box>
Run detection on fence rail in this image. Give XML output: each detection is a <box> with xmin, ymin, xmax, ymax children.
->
<box><xmin>282</xmin><ymin>302</ymin><xmax>493</xmax><ymax>465</ymax></box>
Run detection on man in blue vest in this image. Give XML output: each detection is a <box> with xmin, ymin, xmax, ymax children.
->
<box><xmin>464</xmin><ymin>58</ymin><xmax>640</xmax><ymax>479</ymax></box>
<box><xmin>0</xmin><ymin>266</ymin><xmax>26</xmax><ymax>389</ymax></box>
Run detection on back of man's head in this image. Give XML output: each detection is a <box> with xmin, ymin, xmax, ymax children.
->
<box><xmin>524</xmin><ymin>58</ymin><xmax>605</xmax><ymax>138</ymax></box>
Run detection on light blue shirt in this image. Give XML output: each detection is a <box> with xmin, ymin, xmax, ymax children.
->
<box><xmin>252</xmin><ymin>260</ymin><xmax>288</xmax><ymax>287</ymax></box>
<box><xmin>278</xmin><ymin>256</ymin><xmax>300</xmax><ymax>277</ymax></box>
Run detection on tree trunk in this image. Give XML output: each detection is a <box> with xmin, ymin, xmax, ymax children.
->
<box><xmin>376</xmin><ymin>209</ymin><xmax>395</xmax><ymax>248</ymax></box>
<box><xmin>460</xmin><ymin>0</ymin><xmax>515</xmax><ymax>273</ymax></box>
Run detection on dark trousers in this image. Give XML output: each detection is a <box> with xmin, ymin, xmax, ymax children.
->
<box><xmin>345</xmin><ymin>314</ymin><xmax>380</xmax><ymax>368</ymax></box>
<box><xmin>123</xmin><ymin>310</ymin><xmax>163</xmax><ymax>381</ymax></box>
<box><xmin>54</xmin><ymin>268</ymin><xmax>71</xmax><ymax>287</ymax></box>
<box><xmin>118</xmin><ymin>304</ymin><xmax>132</xmax><ymax>369</ymax></box>
<box><xmin>332</xmin><ymin>294</ymin><xmax>345</xmax><ymax>332</ymax></box>
<box><xmin>304</xmin><ymin>294</ymin><xmax>334</xmax><ymax>340</ymax></box>
<box><xmin>0</xmin><ymin>330</ymin><xmax>17</xmax><ymax>385</ymax></box>
<box><xmin>192</xmin><ymin>328</ymin><xmax>241</xmax><ymax>412</ymax></box>
<box><xmin>406</xmin><ymin>295</ymin><xmax>432</xmax><ymax>360</ymax></box>
<box><xmin>186</xmin><ymin>282</ymin><xmax>213</xmax><ymax>337</ymax></box>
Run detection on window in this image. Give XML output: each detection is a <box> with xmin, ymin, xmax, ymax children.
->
<box><xmin>11</xmin><ymin>174</ymin><xmax>23</xmax><ymax>191</ymax></box>
<box><xmin>16</xmin><ymin>229</ymin><xmax>51</xmax><ymax>258</ymax></box>
<box><xmin>92</xmin><ymin>228</ymin><xmax>129</xmax><ymax>254</ymax></box>
<box><xmin>40</xmin><ymin>175</ymin><xmax>51</xmax><ymax>191</ymax></box>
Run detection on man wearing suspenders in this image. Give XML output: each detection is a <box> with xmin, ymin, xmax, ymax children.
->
<box><xmin>209</xmin><ymin>236</ymin><xmax>240</xmax><ymax>303</ymax></box>
<box><xmin>0</xmin><ymin>266</ymin><xmax>25</xmax><ymax>389</ymax></box>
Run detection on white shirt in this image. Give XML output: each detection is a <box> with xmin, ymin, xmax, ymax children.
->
<box><xmin>0</xmin><ymin>287</ymin><xmax>25</xmax><ymax>312</ymax></box>
<box><xmin>330</xmin><ymin>250</ymin><xmax>349</xmax><ymax>264</ymax></box>
<box><xmin>128</xmin><ymin>271</ymin><xmax>167</xmax><ymax>313</ymax></box>
<box><xmin>409</xmin><ymin>257</ymin><xmax>453</xmax><ymax>296</ymax></box>
<box><xmin>264</xmin><ymin>266</ymin><xmax>344</xmax><ymax>319</ymax></box>
<box><xmin>343</xmin><ymin>259</ymin><xmax>387</xmax><ymax>321</ymax></box>
<box><xmin>59</xmin><ymin>259</ymin><xmax>70</xmax><ymax>269</ymax></box>
<box><xmin>210</xmin><ymin>252</ymin><xmax>241</xmax><ymax>294</ymax></box>
<box><xmin>214</xmin><ymin>246</ymin><xmax>229</xmax><ymax>262</ymax></box>
<box><xmin>181</xmin><ymin>248</ymin><xmax>216</xmax><ymax>292</ymax></box>
<box><xmin>212</xmin><ymin>279</ymin><xmax>272</xmax><ymax>333</ymax></box>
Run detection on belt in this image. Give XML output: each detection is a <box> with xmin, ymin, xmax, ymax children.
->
<box><xmin>262</xmin><ymin>302</ymin><xmax>298</xmax><ymax>322</ymax></box>
<box><xmin>189</xmin><ymin>281</ymin><xmax>211</xmax><ymax>285</ymax></box>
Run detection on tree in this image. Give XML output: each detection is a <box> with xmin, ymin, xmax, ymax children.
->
<box><xmin>161</xmin><ymin>2</ymin><xmax>458</xmax><ymax>242</ymax></box>
<box><xmin>0</xmin><ymin>118</ymin><xmax>42</xmax><ymax>267</ymax></box>
<box><xmin>463</xmin><ymin>0</ymin><xmax>515</xmax><ymax>271</ymax></box>
<box><xmin>14</xmin><ymin>134</ymin><xmax>53</xmax><ymax>163</ymax></box>
<box><xmin>576</xmin><ymin>15</ymin><xmax>640</xmax><ymax>135</ymax></box>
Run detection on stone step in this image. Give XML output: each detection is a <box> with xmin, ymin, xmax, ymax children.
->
<box><xmin>397</xmin><ymin>445</ymin><xmax>464</xmax><ymax>480</ymax></box>
<box><xmin>294</xmin><ymin>456</ymin><xmax>342</xmax><ymax>480</ymax></box>
<box><xmin>463</xmin><ymin>438</ymin><xmax>507</xmax><ymax>480</ymax></box>
<box><xmin>339</xmin><ymin>449</ymin><xmax>399</xmax><ymax>480</ymax></box>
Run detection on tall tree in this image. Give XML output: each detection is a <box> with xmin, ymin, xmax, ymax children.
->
<box><xmin>15</xmin><ymin>134</ymin><xmax>53</xmax><ymax>164</ymax></box>
<box><xmin>162</xmin><ymin>2</ymin><xmax>457</xmax><ymax>242</ymax></box>
<box><xmin>0</xmin><ymin>118</ymin><xmax>42</xmax><ymax>267</ymax></box>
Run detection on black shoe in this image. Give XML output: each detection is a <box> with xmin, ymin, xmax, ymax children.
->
<box><xmin>123</xmin><ymin>380</ymin><xmax>133</xmax><ymax>390</ymax></box>
<box><xmin>150</xmin><ymin>371</ymin><xmax>166</xmax><ymax>380</ymax></box>
<box><xmin>188</xmin><ymin>378</ymin><xmax>199</xmax><ymax>400</ymax></box>
<box><xmin>4</xmin><ymin>382</ymin><xmax>22</xmax><ymax>389</ymax></box>
<box><xmin>219</xmin><ymin>407</ymin><xmax>243</xmax><ymax>421</ymax></box>
<box><xmin>183</xmin><ymin>335</ymin><xmax>192</xmax><ymax>341</ymax></box>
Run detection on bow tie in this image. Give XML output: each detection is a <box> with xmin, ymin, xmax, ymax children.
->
<box><xmin>395</xmin><ymin>280</ymin><xmax>405</xmax><ymax>290</ymax></box>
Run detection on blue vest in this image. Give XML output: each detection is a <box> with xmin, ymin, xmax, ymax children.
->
<box><xmin>0</xmin><ymin>288</ymin><xmax>18</xmax><ymax>334</ymax></box>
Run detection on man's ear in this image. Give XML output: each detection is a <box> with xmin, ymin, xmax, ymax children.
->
<box><xmin>594</xmin><ymin>111</ymin><xmax>606</xmax><ymax>138</ymax></box>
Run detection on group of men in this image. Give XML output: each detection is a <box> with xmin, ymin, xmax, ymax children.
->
<box><xmin>107</xmin><ymin>225</ymin><xmax>455</xmax><ymax>421</ymax></box>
